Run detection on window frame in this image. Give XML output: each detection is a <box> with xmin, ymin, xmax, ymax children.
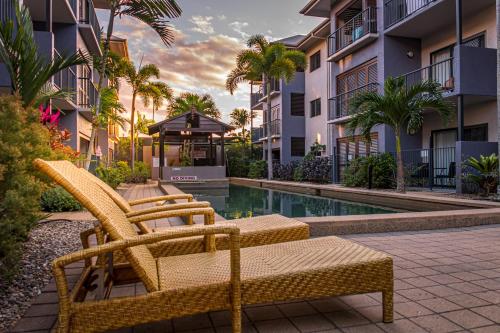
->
<box><xmin>310</xmin><ymin>98</ymin><xmax>321</xmax><ymax>118</ymax></box>
<box><xmin>291</xmin><ymin>137</ymin><xmax>306</xmax><ymax>157</ymax></box>
<box><xmin>309</xmin><ymin>51</ymin><xmax>321</xmax><ymax>72</ymax></box>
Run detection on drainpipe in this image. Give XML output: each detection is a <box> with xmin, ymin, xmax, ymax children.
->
<box><xmin>45</xmin><ymin>0</ymin><xmax>52</xmax><ymax>32</ymax></box>
<box><xmin>456</xmin><ymin>0</ymin><xmax>464</xmax><ymax>193</ymax></box>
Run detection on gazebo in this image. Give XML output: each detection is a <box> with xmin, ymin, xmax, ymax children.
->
<box><xmin>148</xmin><ymin>110</ymin><xmax>234</xmax><ymax>182</ymax></box>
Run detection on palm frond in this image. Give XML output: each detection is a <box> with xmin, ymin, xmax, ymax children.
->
<box><xmin>246</xmin><ymin>34</ymin><xmax>268</xmax><ymax>52</ymax></box>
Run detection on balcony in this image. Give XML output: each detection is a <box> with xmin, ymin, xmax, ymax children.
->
<box><xmin>251</xmin><ymin>92</ymin><xmax>263</xmax><ymax>110</ymax></box>
<box><xmin>258</xmin><ymin>119</ymin><xmax>281</xmax><ymax>140</ymax></box>
<box><xmin>0</xmin><ymin>0</ymin><xmax>14</xmax><ymax>24</ymax></box>
<box><xmin>52</xmin><ymin>49</ymin><xmax>77</xmax><ymax>109</ymax></box>
<box><xmin>384</xmin><ymin>0</ymin><xmax>493</xmax><ymax>38</ymax></box>
<box><xmin>327</xmin><ymin>7</ymin><xmax>378</xmax><ymax>62</ymax></box>
<box><xmin>23</xmin><ymin>0</ymin><xmax>77</xmax><ymax>24</ymax></box>
<box><xmin>79</xmin><ymin>0</ymin><xmax>101</xmax><ymax>56</ymax></box>
<box><xmin>78</xmin><ymin>77</ymin><xmax>98</xmax><ymax>120</ymax></box>
<box><xmin>328</xmin><ymin>83</ymin><xmax>379</xmax><ymax>121</ymax></box>
<box><xmin>400</xmin><ymin>58</ymin><xmax>454</xmax><ymax>92</ymax></box>
<box><xmin>258</xmin><ymin>78</ymin><xmax>280</xmax><ymax>102</ymax></box>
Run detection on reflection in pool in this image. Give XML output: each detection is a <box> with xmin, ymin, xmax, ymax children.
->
<box><xmin>191</xmin><ymin>184</ymin><xmax>400</xmax><ymax>220</ymax></box>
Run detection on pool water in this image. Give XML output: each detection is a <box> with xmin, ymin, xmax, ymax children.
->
<box><xmin>191</xmin><ymin>184</ymin><xmax>399</xmax><ymax>220</ymax></box>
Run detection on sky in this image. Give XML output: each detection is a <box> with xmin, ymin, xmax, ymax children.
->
<box><xmin>96</xmin><ymin>0</ymin><xmax>323</xmax><ymax>128</ymax></box>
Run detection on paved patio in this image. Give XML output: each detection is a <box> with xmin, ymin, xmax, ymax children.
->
<box><xmin>8</xmin><ymin>184</ymin><xmax>500</xmax><ymax>333</ymax></box>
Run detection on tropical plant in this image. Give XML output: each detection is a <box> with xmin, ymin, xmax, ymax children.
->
<box><xmin>122</xmin><ymin>62</ymin><xmax>160</xmax><ymax>170</ymax></box>
<box><xmin>85</xmin><ymin>0</ymin><xmax>181</xmax><ymax>169</ymax></box>
<box><xmin>140</xmin><ymin>81</ymin><xmax>174</xmax><ymax>121</ymax></box>
<box><xmin>96</xmin><ymin>161</ymin><xmax>131</xmax><ymax>189</ymax></box>
<box><xmin>40</xmin><ymin>186</ymin><xmax>82</xmax><ymax>212</ymax></box>
<box><xmin>168</xmin><ymin>92</ymin><xmax>221</xmax><ymax>119</ymax></box>
<box><xmin>94</xmin><ymin>87</ymin><xmax>127</xmax><ymax>131</ymax></box>
<box><xmin>0</xmin><ymin>0</ymin><xmax>88</xmax><ymax>107</ymax></box>
<box><xmin>464</xmin><ymin>154</ymin><xmax>499</xmax><ymax>196</ymax></box>
<box><xmin>226</xmin><ymin>35</ymin><xmax>307</xmax><ymax>179</ymax></box>
<box><xmin>248</xmin><ymin>160</ymin><xmax>267</xmax><ymax>179</ymax></box>
<box><xmin>343</xmin><ymin>153</ymin><xmax>396</xmax><ymax>189</ymax></box>
<box><xmin>230</xmin><ymin>108</ymin><xmax>253</xmax><ymax>143</ymax></box>
<box><xmin>0</xmin><ymin>96</ymin><xmax>52</xmax><ymax>280</ymax></box>
<box><xmin>346</xmin><ymin>76</ymin><xmax>453</xmax><ymax>193</ymax></box>
<box><xmin>133</xmin><ymin>111</ymin><xmax>155</xmax><ymax>160</ymax></box>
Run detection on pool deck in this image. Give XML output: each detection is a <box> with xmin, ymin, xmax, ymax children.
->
<box><xmin>8</xmin><ymin>183</ymin><xmax>500</xmax><ymax>332</ymax></box>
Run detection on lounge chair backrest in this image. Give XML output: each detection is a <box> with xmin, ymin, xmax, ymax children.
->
<box><xmin>34</xmin><ymin>159</ymin><xmax>160</xmax><ymax>292</ymax></box>
<box><xmin>80</xmin><ymin>168</ymin><xmax>133</xmax><ymax>213</ymax></box>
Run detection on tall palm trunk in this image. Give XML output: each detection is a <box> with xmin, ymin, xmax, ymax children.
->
<box><xmin>264</xmin><ymin>76</ymin><xmax>273</xmax><ymax>179</ymax></box>
<box><xmin>130</xmin><ymin>92</ymin><xmax>137</xmax><ymax>170</ymax></box>
<box><xmin>395</xmin><ymin>129</ymin><xmax>405</xmax><ymax>193</ymax></box>
<box><xmin>84</xmin><ymin>6</ymin><xmax>116</xmax><ymax>170</ymax></box>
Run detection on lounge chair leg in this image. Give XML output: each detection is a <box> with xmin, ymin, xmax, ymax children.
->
<box><xmin>382</xmin><ymin>290</ymin><xmax>394</xmax><ymax>323</ymax></box>
<box><xmin>231</xmin><ymin>304</ymin><xmax>242</xmax><ymax>333</ymax></box>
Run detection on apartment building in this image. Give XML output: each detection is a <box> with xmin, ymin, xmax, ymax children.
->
<box><xmin>297</xmin><ymin>0</ymin><xmax>497</xmax><ymax>192</ymax></box>
<box><xmin>0</xmin><ymin>0</ymin><xmax>128</xmax><ymax>161</ymax></box>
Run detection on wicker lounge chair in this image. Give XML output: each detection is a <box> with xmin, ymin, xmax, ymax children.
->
<box><xmin>36</xmin><ymin>159</ymin><xmax>310</xmax><ymax>257</ymax></box>
<box><xmin>37</xmin><ymin>161</ymin><xmax>394</xmax><ymax>333</ymax></box>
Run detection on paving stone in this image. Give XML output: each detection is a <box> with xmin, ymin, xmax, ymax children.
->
<box><xmin>341</xmin><ymin>323</ymin><xmax>385</xmax><ymax>333</ymax></box>
<box><xmin>396</xmin><ymin>288</ymin><xmax>435</xmax><ymax>301</ymax></box>
<box><xmin>244</xmin><ymin>305</ymin><xmax>284</xmax><ymax>322</ymax></box>
<box><xmin>424</xmin><ymin>285</ymin><xmax>463</xmax><ymax>297</ymax></box>
<box><xmin>445</xmin><ymin>293</ymin><xmax>491</xmax><ymax>308</ymax></box>
<box><xmin>253</xmin><ymin>318</ymin><xmax>299</xmax><ymax>333</ymax></box>
<box><xmin>214</xmin><ymin>324</ymin><xmax>257</xmax><ymax>333</ymax></box>
<box><xmin>23</xmin><ymin>304</ymin><xmax>59</xmax><ymax>317</ymax></box>
<box><xmin>32</xmin><ymin>292</ymin><xmax>59</xmax><ymax>305</ymax></box>
<box><xmin>395</xmin><ymin>302</ymin><xmax>433</xmax><ymax>318</ymax></box>
<box><xmin>10</xmin><ymin>316</ymin><xmax>57</xmax><ymax>332</ymax></box>
<box><xmin>355</xmin><ymin>305</ymin><xmax>402</xmax><ymax>322</ymax></box>
<box><xmin>472</xmin><ymin>291</ymin><xmax>500</xmax><ymax>304</ymax></box>
<box><xmin>427</xmin><ymin>273</ymin><xmax>463</xmax><ymax>284</ymax></box>
<box><xmin>289</xmin><ymin>314</ymin><xmax>335</xmax><ymax>332</ymax></box>
<box><xmin>277</xmin><ymin>302</ymin><xmax>317</xmax><ymax>317</ymax></box>
<box><xmin>172</xmin><ymin>313</ymin><xmax>212</xmax><ymax>331</ymax></box>
<box><xmin>417</xmin><ymin>297</ymin><xmax>462</xmax><ymax>313</ymax></box>
<box><xmin>471</xmin><ymin>326</ymin><xmax>500</xmax><ymax>333</ymax></box>
<box><xmin>451</xmin><ymin>271</ymin><xmax>486</xmax><ymax>282</ymax></box>
<box><xmin>340</xmin><ymin>294</ymin><xmax>380</xmax><ymax>308</ymax></box>
<box><xmin>325</xmin><ymin>309</ymin><xmax>370</xmax><ymax>328</ymax></box>
<box><xmin>403</xmin><ymin>277</ymin><xmax>439</xmax><ymax>288</ymax></box>
<box><xmin>410</xmin><ymin>314</ymin><xmax>463</xmax><ymax>333</ymax></box>
<box><xmin>472</xmin><ymin>279</ymin><xmax>500</xmax><ymax>291</ymax></box>
<box><xmin>449</xmin><ymin>282</ymin><xmax>488</xmax><ymax>294</ymax></box>
<box><xmin>376</xmin><ymin>319</ymin><xmax>428</xmax><ymax>333</ymax></box>
<box><xmin>442</xmin><ymin>309</ymin><xmax>494</xmax><ymax>329</ymax></box>
<box><xmin>309</xmin><ymin>298</ymin><xmax>351</xmax><ymax>313</ymax></box>
<box><xmin>132</xmin><ymin>320</ymin><xmax>173</xmax><ymax>333</ymax></box>
<box><xmin>471</xmin><ymin>305</ymin><xmax>500</xmax><ymax>323</ymax></box>
<box><xmin>209</xmin><ymin>311</ymin><xmax>249</xmax><ymax>327</ymax></box>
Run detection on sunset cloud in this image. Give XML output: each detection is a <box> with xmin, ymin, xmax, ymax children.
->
<box><xmin>229</xmin><ymin>21</ymin><xmax>250</xmax><ymax>40</ymax></box>
<box><xmin>190</xmin><ymin>16</ymin><xmax>215</xmax><ymax>34</ymax></box>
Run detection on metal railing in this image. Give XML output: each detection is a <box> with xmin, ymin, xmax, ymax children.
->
<box><xmin>53</xmin><ymin>50</ymin><xmax>77</xmax><ymax>104</ymax></box>
<box><xmin>78</xmin><ymin>77</ymin><xmax>98</xmax><ymax>108</ymax></box>
<box><xmin>384</xmin><ymin>0</ymin><xmax>436</xmax><ymax>28</ymax></box>
<box><xmin>0</xmin><ymin>0</ymin><xmax>15</xmax><ymax>24</ymax></box>
<box><xmin>79</xmin><ymin>0</ymin><xmax>101</xmax><ymax>41</ymax></box>
<box><xmin>397</xmin><ymin>147</ymin><xmax>456</xmax><ymax>188</ymax></box>
<box><xmin>328</xmin><ymin>83</ymin><xmax>379</xmax><ymax>120</ymax></box>
<box><xmin>328</xmin><ymin>7</ymin><xmax>377</xmax><ymax>57</ymax></box>
<box><xmin>400</xmin><ymin>58</ymin><xmax>454</xmax><ymax>91</ymax></box>
<box><xmin>251</xmin><ymin>92</ymin><xmax>263</xmax><ymax>107</ymax></box>
<box><xmin>259</xmin><ymin>119</ymin><xmax>281</xmax><ymax>139</ymax></box>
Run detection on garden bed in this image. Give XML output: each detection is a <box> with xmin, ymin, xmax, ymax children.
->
<box><xmin>0</xmin><ymin>219</ymin><xmax>93</xmax><ymax>331</ymax></box>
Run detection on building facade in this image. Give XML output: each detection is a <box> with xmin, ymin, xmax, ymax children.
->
<box><xmin>0</xmin><ymin>0</ymin><xmax>128</xmax><ymax>161</ymax></box>
<box><xmin>292</xmin><ymin>0</ymin><xmax>497</xmax><ymax>191</ymax></box>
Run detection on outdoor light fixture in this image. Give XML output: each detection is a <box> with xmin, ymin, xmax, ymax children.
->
<box><xmin>406</xmin><ymin>51</ymin><xmax>414</xmax><ymax>58</ymax></box>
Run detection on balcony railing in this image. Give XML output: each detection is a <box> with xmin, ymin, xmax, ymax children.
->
<box><xmin>259</xmin><ymin>119</ymin><xmax>281</xmax><ymax>139</ymax></box>
<box><xmin>0</xmin><ymin>0</ymin><xmax>15</xmax><ymax>24</ymax></box>
<box><xmin>79</xmin><ymin>0</ymin><xmax>100</xmax><ymax>41</ymax></box>
<box><xmin>384</xmin><ymin>0</ymin><xmax>436</xmax><ymax>29</ymax></box>
<box><xmin>328</xmin><ymin>83</ymin><xmax>379</xmax><ymax>120</ymax></box>
<box><xmin>251</xmin><ymin>92</ymin><xmax>263</xmax><ymax>107</ymax></box>
<box><xmin>78</xmin><ymin>77</ymin><xmax>98</xmax><ymax>108</ymax></box>
<box><xmin>400</xmin><ymin>58</ymin><xmax>454</xmax><ymax>92</ymax></box>
<box><xmin>53</xmin><ymin>50</ymin><xmax>77</xmax><ymax>104</ymax></box>
<box><xmin>328</xmin><ymin>7</ymin><xmax>377</xmax><ymax>57</ymax></box>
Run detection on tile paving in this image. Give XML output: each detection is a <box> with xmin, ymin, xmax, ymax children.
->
<box><xmin>7</xmin><ymin>184</ymin><xmax>500</xmax><ymax>332</ymax></box>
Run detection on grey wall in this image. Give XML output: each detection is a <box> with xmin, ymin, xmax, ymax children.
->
<box><xmin>280</xmin><ymin>72</ymin><xmax>305</xmax><ymax>164</ymax></box>
<box><xmin>456</xmin><ymin>45</ymin><xmax>497</xmax><ymax>97</ymax></box>
<box><xmin>383</xmin><ymin>36</ymin><xmax>422</xmax><ymax>78</ymax></box>
<box><xmin>58</xmin><ymin>109</ymin><xmax>78</xmax><ymax>149</ymax></box>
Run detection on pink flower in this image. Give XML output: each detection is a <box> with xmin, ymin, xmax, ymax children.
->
<box><xmin>39</xmin><ymin>105</ymin><xmax>61</xmax><ymax>126</ymax></box>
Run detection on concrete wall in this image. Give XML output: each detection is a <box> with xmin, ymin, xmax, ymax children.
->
<box><xmin>456</xmin><ymin>45</ymin><xmax>496</xmax><ymax>97</ymax></box>
<box><xmin>160</xmin><ymin>166</ymin><xmax>226</xmax><ymax>180</ymax></box>
<box><xmin>281</xmin><ymin>72</ymin><xmax>306</xmax><ymax>164</ymax></box>
<box><xmin>304</xmin><ymin>39</ymin><xmax>329</xmax><ymax>153</ymax></box>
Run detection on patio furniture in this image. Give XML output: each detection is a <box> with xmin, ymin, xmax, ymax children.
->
<box><xmin>434</xmin><ymin>161</ymin><xmax>456</xmax><ymax>186</ymax></box>
<box><xmin>35</xmin><ymin>159</ymin><xmax>310</xmax><ymax>257</ymax></box>
<box><xmin>40</xmin><ymin>160</ymin><xmax>394</xmax><ymax>332</ymax></box>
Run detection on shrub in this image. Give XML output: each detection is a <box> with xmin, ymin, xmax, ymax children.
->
<box><xmin>343</xmin><ymin>153</ymin><xmax>396</xmax><ymax>189</ymax></box>
<box><xmin>301</xmin><ymin>157</ymin><xmax>331</xmax><ymax>183</ymax></box>
<box><xmin>273</xmin><ymin>161</ymin><xmax>300</xmax><ymax>181</ymax></box>
<box><xmin>0</xmin><ymin>96</ymin><xmax>52</xmax><ymax>280</ymax></box>
<box><xmin>248</xmin><ymin>160</ymin><xmax>266</xmax><ymax>179</ymax></box>
<box><xmin>127</xmin><ymin>161</ymin><xmax>150</xmax><ymax>183</ymax></box>
<box><xmin>463</xmin><ymin>154</ymin><xmax>499</xmax><ymax>196</ymax></box>
<box><xmin>41</xmin><ymin>186</ymin><xmax>82</xmax><ymax>212</ymax></box>
<box><xmin>96</xmin><ymin>161</ymin><xmax>131</xmax><ymax>189</ymax></box>
<box><xmin>226</xmin><ymin>142</ymin><xmax>263</xmax><ymax>178</ymax></box>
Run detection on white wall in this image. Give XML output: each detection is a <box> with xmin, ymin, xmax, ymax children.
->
<box><xmin>421</xmin><ymin>5</ymin><xmax>496</xmax><ymax>66</ymax></box>
<box><xmin>304</xmin><ymin>39</ymin><xmax>329</xmax><ymax>153</ymax></box>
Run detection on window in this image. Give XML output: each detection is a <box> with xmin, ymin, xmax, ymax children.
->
<box><xmin>430</xmin><ymin>32</ymin><xmax>486</xmax><ymax>64</ymax></box>
<box><xmin>464</xmin><ymin>124</ymin><xmax>488</xmax><ymax>142</ymax></box>
<box><xmin>310</xmin><ymin>98</ymin><xmax>321</xmax><ymax>117</ymax></box>
<box><xmin>291</xmin><ymin>137</ymin><xmax>305</xmax><ymax>157</ymax></box>
<box><xmin>310</xmin><ymin>51</ymin><xmax>321</xmax><ymax>72</ymax></box>
<box><xmin>290</xmin><ymin>93</ymin><xmax>305</xmax><ymax>116</ymax></box>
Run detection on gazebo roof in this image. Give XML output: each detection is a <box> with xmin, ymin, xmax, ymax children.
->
<box><xmin>148</xmin><ymin>111</ymin><xmax>234</xmax><ymax>135</ymax></box>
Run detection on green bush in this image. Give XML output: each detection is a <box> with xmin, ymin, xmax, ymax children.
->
<box><xmin>127</xmin><ymin>161</ymin><xmax>150</xmax><ymax>183</ymax></box>
<box><xmin>96</xmin><ymin>161</ymin><xmax>131</xmax><ymax>189</ymax></box>
<box><xmin>343</xmin><ymin>153</ymin><xmax>396</xmax><ymax>189</ymax></box>
<box><xmin>248</xmin><ymin>160</ymin><xmax>266</xmax><ymax>179</ymax></box>
<box><xmin>226</xmin><ymin>142</ymin><xmax>263</xmax><ymax>177</ymax></box>
<box><xmin>40</xmin><ymin>186</ymin><xmax>82</xmax><ymax>212</ymax></box>
<box><xmin>0</xmin><ymin>96</ymin><xmax>52</xmax><ymax>280</ymax></box>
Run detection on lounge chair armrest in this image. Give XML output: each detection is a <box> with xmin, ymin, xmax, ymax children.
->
<box><xmin>125</xmin><ymin>201</ymin><xmax>211</xmax><ymax>218</ymax></box>
<box><xmin>52</xmin><ymin>224</ymin><xmax>241</xmax><ymax>304</ymax></box>
<box><xmin>128</xmin><ymin>194</ymin><xmax>194</xmax><ymax>206</ymax></box>
<box><xmin>128</xmin><ymin>207</ymin><xmax>215</xmax><ymax>225</ymax></box>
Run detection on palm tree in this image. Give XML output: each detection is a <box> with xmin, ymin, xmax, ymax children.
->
<box><xmin>133</xmin><ymin>111</ymin><xmax>156</xmax><ymax>160</ymax></box>
<box><xmin>226</xmin><ymin>35</ymin><xmax>307</xmax><ymax>179</ymax></box>
<box><xmin>140</xmin><ymin>81</ymin><xmax>174</xmax><ymax>121</ymax></box>
<box><xmin>122</xmin><ymin>62</ymin><xmax>160</xmax><ymax>170</ymax></box>
<box><xmin>168</xmin><ymin>92</ymin><xmax>220</xmax><ymax>119</ymax></box>
<box><xmin>0</xmin><ymin>0</ymin><xmax>88</xmax><ymax>107</ymax></box>
<box><xmin>346</xmin><ymin>77</ymin><xmax>453</xmax><ymax>193</ymax></box>
<box><xmin>86</xmin><ymin>0</ymin><xmax>181</xmax><ymax>170</ymax></box>
<box><xmin>230</xmin><ymin>108</ymin><xmax>253</xmax><ymax>143</ymax></box>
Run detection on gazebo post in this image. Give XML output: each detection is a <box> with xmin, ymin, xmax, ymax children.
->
<box><xmin>209</xmin><ymin>134</ymin><xmax>213</xmax><ymax>166</ymax></box>
<box><xmin>159</xmin><ymin>131</ymin><xmax>165</xmax><ymax>180</ymax></box>
<box><xmin>221</xmin><ymin>132</ymin><xmax>225</xmax><ymax>166</ymax></box>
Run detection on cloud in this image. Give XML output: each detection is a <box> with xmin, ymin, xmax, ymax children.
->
<box><xmin>218</xmin><ymin>15</ymin><xmax>227</xmax><ymax>21</ymax></box>
<box><xmin>229</xmin><ymin>21</ymin><xmax>250</xmax><ymax>40</ymax></box>
<box><xmin>190</xmin><ymin>16</ymin><xmax>215</xmax><ymax>34</ymax></box>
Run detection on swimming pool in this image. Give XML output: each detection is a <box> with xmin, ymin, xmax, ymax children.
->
<box><xmin>191</xmin><ymin>184</ymin><xmax>400</xmax><ymax>220</ymax></box>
